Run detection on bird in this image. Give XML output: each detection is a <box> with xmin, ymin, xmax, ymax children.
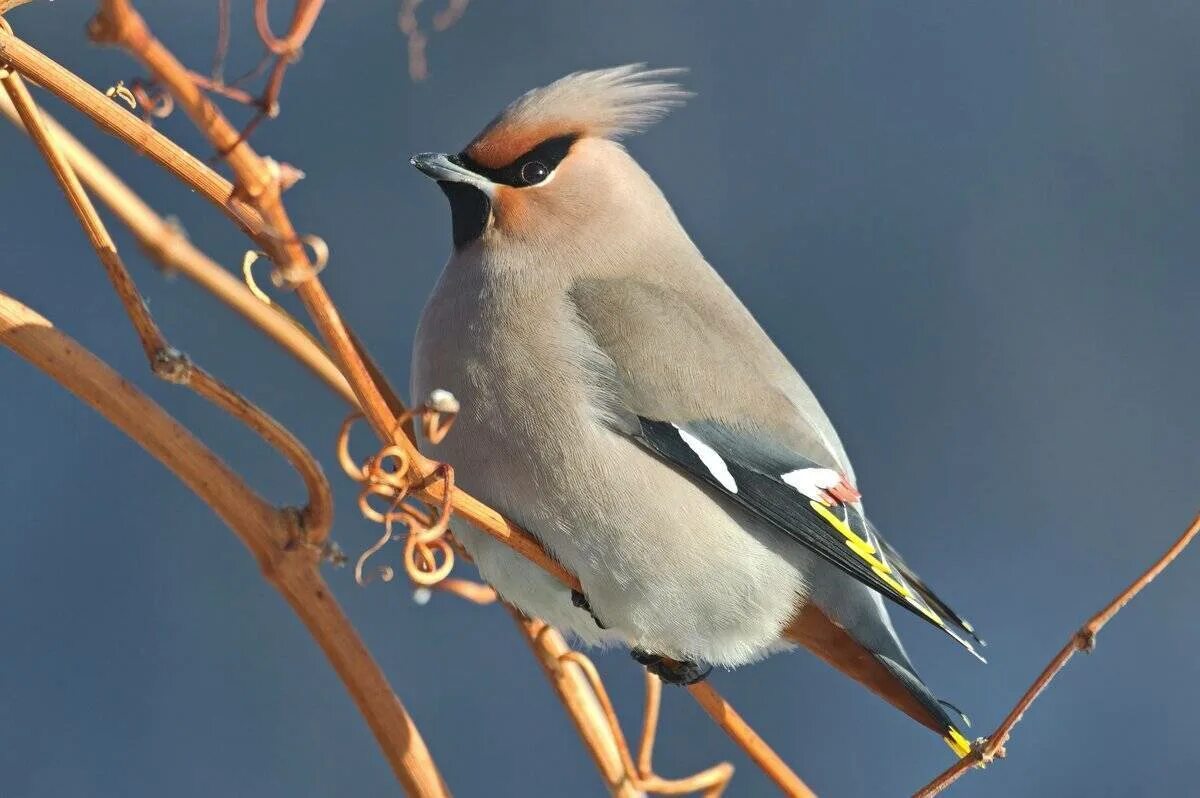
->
<box><xmin>409</xmin><ymin>65</ymin><xmax>982</xmax><ymax>757</ymax></box>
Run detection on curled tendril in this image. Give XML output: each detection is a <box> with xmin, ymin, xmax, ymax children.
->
<box><xmin>270</xmin><ymin>234</ymin><xmax>328</xmax><ymax>288</ymax></box>
<box><xmin>355</xmin><ymin>519</ymin><xmax>396</xmax><ymax>586</ymax></box>
<box><xmin>242</xmin><ymin>250</ymin><xmax>274</xmax><ymax>304</ymax></box>
<box><xmin>105</xmin><ymin>80</ymin><xmax>138</xmax><ymax>110</ymax></box>
<box><xmin>134</xmin><ymin>81</ymin><xmax>174</xmax><ymax>119</ymax></box>
<box><xmin>553</xmin><ymin>648</ymin><xmax>735</xmax><ymax>797</ymax></box>
<box><xmin>337</xmin><ymin>398</ymin><xmax>462</xmax><ymax>589</ymax></box>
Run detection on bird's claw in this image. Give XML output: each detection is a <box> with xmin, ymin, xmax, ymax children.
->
<box><xmin>571</xmin><ymin>589</ymin><xmax>609</xmax><ymax>629</ymax></box>
<box><xmin>630</xmin><ymin>648</ymin><xmax>712</xmax><ymax>685</ymax></box>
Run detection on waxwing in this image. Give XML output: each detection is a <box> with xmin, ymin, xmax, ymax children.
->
<box><xmin>410</xmin><ymin>65</ymin><xmax>982</xmax><ymax>757</ymax></box>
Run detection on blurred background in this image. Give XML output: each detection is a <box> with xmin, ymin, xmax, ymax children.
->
<box><xmin>3</xmin><ymin>2</ymin><xmax>1199</xmax><ymax>796</ymax></box>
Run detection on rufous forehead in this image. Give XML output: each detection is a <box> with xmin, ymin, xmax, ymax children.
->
<box><xmin>466</xmin><ymin>121</ymin><xmax>583</xmax><ymax>169</ymax></box>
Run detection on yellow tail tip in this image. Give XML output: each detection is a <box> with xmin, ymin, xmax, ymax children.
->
<box><xmin>944</xmin><ymin>727</ymin><xmax>972</xmax><ymax>758</ymax></box>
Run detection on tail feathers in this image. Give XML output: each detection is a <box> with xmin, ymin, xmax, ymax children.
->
<box><xmin>785</xmin><ymin>604</ymin><xmax>972</xmax><ymax>758</ymax></box>
<box><xmin>873</xmin><ymin>654</ymin><xmax>972</xmax><ymax>757</ymax></box>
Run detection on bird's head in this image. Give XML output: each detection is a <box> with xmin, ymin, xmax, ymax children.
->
<box><xmin>411</xmin><ymin>65</ymin><xmax>690</xmax><ymax>255</ymax></box>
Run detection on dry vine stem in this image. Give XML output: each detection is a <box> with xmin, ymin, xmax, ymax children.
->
<box><xmin>0</xmin><ymin>290</ymin><xmax>450</xmax><ymax>797</ymax></box>
<box><xmin>0</xmin><ymin>60</ymin><xmax>333</xmax><ymax>540</ymax></box>
<box><xmin>0</xmin><ymin>89</ymin><xmax>352</xmax><ymax>401</ymax></box>
<box><xmin>914</xmin><ymin>509</ymin><xmax>1200</xmax><ymax>797</ymax></box>
<box><xmin>0</xmin><ymin>26</ymin><xmax>448</xmax><ymax>794</ymax></box>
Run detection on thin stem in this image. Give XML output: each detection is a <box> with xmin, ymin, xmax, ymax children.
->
<box><xmin>515</xmin><ymin>612</ymin><xmax>641</xmax><ymax>797</ymax></box>
<box><xmin>0</xmin><ymin>291</ymin><xmax>449</xmax><ymax>797</ymax></box>
<box><xmin>0</xmin><ymin>23</ymin><xmax>573</xmax><ymax>587</ymax></box>
<box><xmin>210</xmin><ymin>0</ymin><xmax>230</xmax><ymax>82</ymax></box>
<box><xmin>687</xmin><ymin>683</ymin><xmax>816</xmax><ymax>798</ymax></box>
<box><xmin>2</xmin><ymin>64</ymin><xmax>332</xmax><ymax>541</ymax></box>
<box><xmin>637</xmin><ymin>672</ymin><xmax>663</xmax><ymax>780</ymax></box>
<box><xmin>254</xmin><ymin>0</ymin><xmax>324</xmax><ymax>55</ymax></box>
<box><xmin>913</xmin><ymin>510</ymin><xmax>1200</xmax><ymax>797</ymax></box>
<box><xmin>0</xmin><ymin>87</ymin><xmax>356</xmax><ymax>405</ymax></box>
<box><xmin>0</xmin><ymin>26</ymin><xmax>267</xmax><ymax>236</ymax></box>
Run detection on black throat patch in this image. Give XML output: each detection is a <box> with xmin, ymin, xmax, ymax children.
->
<box><xmin>438</xmin><ymin>180</ymin><xmax>490</xmax><ymax>249</ymax></box>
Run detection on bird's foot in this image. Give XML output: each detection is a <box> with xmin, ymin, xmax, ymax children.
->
<box><xmin>630</xmin><ymin>649</ymin><xmax>712</xmax><ymax>685</ymax></box>
<box><xmin>571</xmin><ymin>589</ymin><xmax>609</xmax><ymax>629</ymax></box>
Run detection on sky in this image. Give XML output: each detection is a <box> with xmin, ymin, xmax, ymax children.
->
<box><xmin>3</xmin><ymin>2</ymin><xmax>1199</xmax><ymax>796</ymax></box>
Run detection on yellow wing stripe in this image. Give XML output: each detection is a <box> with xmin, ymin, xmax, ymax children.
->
<box><xmin>809</xmin><ymin>500</ymin><xmax>948</xmax><ymax>628</ymax></box>
<box><xmin>871</xmin><ymin>564</ymin><xmax>910</xmax><ymax>597</ymax></box>
<box><xmin>810</xmin><ymin>501</ymin><xmax>904</xmax><ymax>589</ymax></box>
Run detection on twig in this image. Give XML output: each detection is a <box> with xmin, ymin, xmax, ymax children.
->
<box><xmin>557</xmin><ymin>651</ymin><xmax>734</xmax><ymax>796</ymax></box>
<box><xmin>913</xmin><ymin>510</ymin><xmax>1200</xmax><ymax>797</ymax></box>
<box><xmin>1</xmin><ymin>60</ymin><xmax>332</xmax><ymax>540</ymax></box>
<box><xmin>687</xmin><ymin>682</ymin><xmax>816</xmax><ymax>798</ymax></box>
<box><xmin>0</xmin><ymin>26</ymin><xmax>268</xmax><ymax>236</ymax></box>
<box><xmin>398</xmin><ymin>0</ymin><xmax>467</xmax><ymax>80</ymax></box>
<box><xmin>211</xmin><ymin>0</ymin><xmax>230</xmax><ymax>83</ymax></box>
<box><xmin>0</xmin><ymin>291</ymin><xmax>450</xmax><ymax>797</ymax></box>
<box><xmin>515</xmin><ymin>612</ymin><xmax>643</xmax><ymax>798</ymax></box>
<box><xmin>0</xmin><ymin>90</ymin><xmax>354</xmax><ymax>405</ymax></box>
<box><xmin>637</xmin><ymin>672</ymin><xmax>662</xmax><ymax>780</ymax></box>
<box><xmin>398</xmin><ymin>0</ymin><xmax>429</xmax><ymax>81</ymax></box>
<box><xmin>4</xmin><ymin>90</ymin><xmax>349</xmax><ymax>402</ymax></box>
<box><xmin>188</xmin><ymin>68</ymin><xmax>256</xmax><ymax>105</ymax></box>
<box><xmin>432</xmin><ymin>0</ymin><xmax>469</xmax><ymax>31</ymax></box>
<box><xmin>254</xmin><ymin>0</ymin><xmax>323</xmax><ymax>56</ymax></box>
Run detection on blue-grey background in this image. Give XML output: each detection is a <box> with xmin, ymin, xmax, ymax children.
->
<box><xmin>3</xmin><ymin>2</ymin><xmax>1198</xmax><ymax>796</ymax></box>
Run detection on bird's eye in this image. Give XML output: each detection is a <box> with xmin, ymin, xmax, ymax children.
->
<box><xmin>520</xmin><ymin>161</ymin><xmax>550</xmax><ymax>185</ymax></box>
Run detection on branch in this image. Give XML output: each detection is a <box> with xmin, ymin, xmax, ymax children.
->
<box><xmin>914</xmin><ymin>509</ymin><xmax>1200</xmax><ymax>797</ymax></box>
<box><xmin>687</xmin><ymin>683</ymin><xmax>816</xmax><ymax>798</ymax></box>
<box><xmin>516</xmin><ymin>613</ymin><xmax>644</xmax><ymax>798</ymax></box>
<box><xmin>0</xmin><ymin>291</ymin><xmax>449</xmax><ymax>796</ymax></box>
<box><xmin>0</xmin><ymin>86</ymin><xmax>357</xmax><ymax>406</ymax></box>
<box><xmin>1</xmin><ymin>60</ymin><xmax>332</xmax><ymax>540</ymax></box>
<box><xmin>0</xmin><ymin>18</ymin><xmax>554</xmax><ymax>575</ymax></box>
<box><xmin>0</xmin><ymin>26</ymin><xmax>267</xmax><ymax>236</ymax></box>
<box><xmin>515</xmin><ymin>613</ymin><xmax>735</xmax><ymax>798</ymax></box>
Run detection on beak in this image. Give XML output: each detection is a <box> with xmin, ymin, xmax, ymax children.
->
<box><xmin>410</xmin><ymin>152</ymin><xmax>495</xmax><ymax>197</ymax></box>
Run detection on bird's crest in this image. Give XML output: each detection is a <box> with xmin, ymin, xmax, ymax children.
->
<box><xmin>465</xmin><ymin>64</ymin><xmax>690</xmax><ymax>169</ymax></box>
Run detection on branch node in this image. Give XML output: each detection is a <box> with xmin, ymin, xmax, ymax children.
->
<box><xmin>322</xmin><ymin>538</ymin><xmax>348</xmax><ymax>567</ymax></box>
<box><xmin>151</xmin><ymin>346</ymin><xmax>191</xmax><ymax>384</ymax></box>
<box><xmin>270</xmin><ymin>233</ymin><xmax>327</xmax><ymax>289</ymax></box>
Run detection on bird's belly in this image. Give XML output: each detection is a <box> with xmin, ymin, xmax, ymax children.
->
<box><xmin>413</xmin><ymin>360</ymin><xmax>809</xmax><ymax>667</ymax></box>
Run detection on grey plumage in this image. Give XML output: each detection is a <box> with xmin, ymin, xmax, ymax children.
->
<box><xmin>410</xmin><ymin>65</ymin><xmax>979</xmax><ymax>754</ymax></box>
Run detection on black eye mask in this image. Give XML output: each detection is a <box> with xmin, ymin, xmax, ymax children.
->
<box><xmin>455</xmin><ymin>134</ymin><xmax>578</xmax><ymax>187</ymax></box>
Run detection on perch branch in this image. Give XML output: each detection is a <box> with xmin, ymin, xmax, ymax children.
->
<box><xmin>1</xmin><ymin>60</ymin><xmax>332</xmax><ymax>540</ymax></box>
<box><xmin>913</xmin><ymin>509</ymin><xmax>1200</xmax><ymax>797</ymax></box>
<box><xmin>0</xmin><ymin>291</ymin><xmax>449</xmax><ymax>797</ymax></box>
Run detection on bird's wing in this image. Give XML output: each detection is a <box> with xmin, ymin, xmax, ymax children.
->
<box><xmin>568</xmin><ymin>276</ymin><xmax>983</xmax><ymax>658</ymax></box>
<box><xmin>633</xmin><ymin>418</ymin><xmax>984</xmax><ymax>660</ymax></box>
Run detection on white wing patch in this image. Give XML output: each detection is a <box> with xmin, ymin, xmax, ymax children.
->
<box><xmin>781</xmin><ymin>467</ymin><xmax>843</xmax><ymax>503</ymax></box>
<box><xmin>674</xmin><ymin>424</ymin><xmax>738</xmax><ymax>493</ymax></box>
